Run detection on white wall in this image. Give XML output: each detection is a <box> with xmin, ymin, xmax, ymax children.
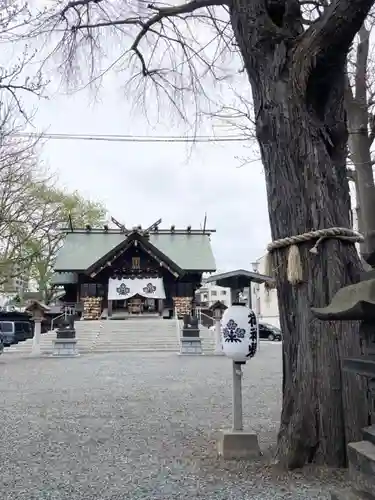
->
<box><xmin>251</xmin><ymin>255</ymin><xmax>280</xmax><ymax>328</ymax></box>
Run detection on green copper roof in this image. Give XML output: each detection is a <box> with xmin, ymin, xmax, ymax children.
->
<box><xmin>54</xmin><ymin>232</ymin><xmax>216</xmax><ymax>272</ymax></box>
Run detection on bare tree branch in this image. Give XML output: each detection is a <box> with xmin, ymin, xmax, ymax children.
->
<box><xmin>305</xmin><ymin>0</ymin><xmax>374</xmax><ymax>56</ymax></box>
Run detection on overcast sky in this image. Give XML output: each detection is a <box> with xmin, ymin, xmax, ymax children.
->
<box><xmin>15</xmin><ymin>4</ymin><xmax>272</xmax><ymax>273</ymax></box>
<box><xmin>27</xmin><ymin>73</ymin><xmax>270</xmax><ymax>272</ymax></box>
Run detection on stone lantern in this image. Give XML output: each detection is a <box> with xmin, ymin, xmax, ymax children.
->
<box><xmin>25</xmin><ymin>300</ymin><xmax>50</xmax><ymax>356</ymax></box>
<box><xmin>209</xmin><ymin>300</ymin><xmax>227</xmax><ymax>355</ymax></box>
<box><xmin>312</xmin><ymin>277</ymin><xmax>375</xmax><ymax>500</ymax></box>
<box><xmin>53</xmin><ymin>314</ymin><xmax>79</xmax><ymax>357</ymax></box>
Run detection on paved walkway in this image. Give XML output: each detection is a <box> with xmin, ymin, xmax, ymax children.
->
<box><xmin>0</xmin><ymin>345</ymin><xmax>349</xmax><ymax>499</ymax></box>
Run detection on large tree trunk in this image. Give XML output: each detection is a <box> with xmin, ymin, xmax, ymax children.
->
<box><xmin>230</xmin><ymin>0</ymin><xmax>373</xmax><ymax>468</ymax></box>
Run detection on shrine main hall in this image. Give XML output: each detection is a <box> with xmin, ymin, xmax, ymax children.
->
<box><xmin>51</xmin><ymin>220</ymin><xmax>216</xmax><ymax>319</ymax></box>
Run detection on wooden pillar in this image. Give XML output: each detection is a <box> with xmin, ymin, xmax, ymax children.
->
<box><xmin>158</xmin><ymin>299</ymin><xmax>164</xmax><ymax>316</ymax></box>
<box><xmin>108</xmin><ymin>299</ymin><xmax>113</xmax><ymax>318</ymax></box>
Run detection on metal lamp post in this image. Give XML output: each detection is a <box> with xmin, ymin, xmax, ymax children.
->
<box><xmin>217</xmin><ymin>302</ymin><xmax>261</xmax><ymax>460</ymax></box>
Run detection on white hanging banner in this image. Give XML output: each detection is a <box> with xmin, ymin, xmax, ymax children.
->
<box><xmin>108</xmin><ymin>277</ymin><xmax>166</xmax><ymax>300</ymax></box>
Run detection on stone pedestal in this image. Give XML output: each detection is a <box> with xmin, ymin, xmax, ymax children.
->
<box><xmin>53</xmin><ymin>316</ymin><xmax>79</xmax><ymax>357</ymax></box>
<box><xmin>348</xmin><ymin>433</ymin><xmax>375</xmax><ymax>499</ymax></box>
<box><xmin>52</xmin><ymin>338</ymin><xmax>79</xmax><ymax>357</ymax></box>
<box><xmin>217</xmin><ymin>430</ymin><xmax>261</xmax><ymax>460</ymax></box>
<box><xmin>180</xmin><ymin>337</ymin><xmax>202</xmax><ymax>355</ymax></box>
<box><xmin>179</xmin><ymin>314</ymin><xmax>202</xmax><ymax>355</ymax></box>
<box><xmin>331</xmin><ymin>427</ymin><xmax>375</xmax><ymax>499</ymax></box>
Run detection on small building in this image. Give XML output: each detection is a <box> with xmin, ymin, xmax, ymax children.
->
<box><xmin>251</xmin><ymin>255</ymin><xmax>280</xmax><ymax>328</ymax></box>
<box><xmin>205</xmin><ymin>268</ymin><xmax>274</xmax><ymax>306</ymax></box>
<box><xmin>1</xmin><ymin>263</ymin><xmax>30</xmax><ymax>295</ymax></box>
<box><xmin>51</xmin><ymin>223</ymin><xmax>216</xmax><ymax>319</ymax></box>
<box><xmin>195</xmin><ymin>283</ymin><xmax>231</xmax><ymax>308</ymax></box>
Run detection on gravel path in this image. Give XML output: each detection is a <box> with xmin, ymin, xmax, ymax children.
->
<box><xmin>0</xmin><ymin>343</ymin><xmax>350</xmax><ymax>499</ymax></box>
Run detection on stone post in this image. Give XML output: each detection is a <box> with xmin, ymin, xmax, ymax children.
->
<box><xmin>32</xmin><ymin>319</ymin><xmax>42</xmax><ymax>356</ymax></box>
<box><xmin>214</xmin><ymin>318</ymin><xmax>223</xmax><ymax>355</ymax></box>
<box><xmin>25</xmin><ymin>300</ymin><xmax>50</xmax><ymax>357</ymax></box>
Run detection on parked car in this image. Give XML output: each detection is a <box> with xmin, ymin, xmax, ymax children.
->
<box><xmin>0</xmin><ymin>313</ymin><xmax>34</xmax><ymax>347</ymax></box>
<box><xmin>0</xmin><ymin>321</ymin><xmax>17</xmax><ymax>346</ymax></box>
<box><xmin>210</xmin><ymin>321</ymin><xmax>282</xmax><ymax>342</ymax></box>
<box><xmin>258</xmin><ymin>323</ymin><xmax>282</xmax><ymax>341</ymax></box>
<box><xmin>14</xmin><ymin>320</ymin><xmax>33</xmax><ymax>342</ymax></box>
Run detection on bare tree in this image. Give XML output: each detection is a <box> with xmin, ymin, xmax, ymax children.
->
<box><xmin>345</xmin><ymin>23</ymin><xmax>375</xmax><ymax>263</ymax></box>
<box><xmin>0</xmin><ymin>1</ymin><xmax>45</xmax><ymax>115</ymax></box>
<box><xmin>0</xmin><ymin>107</ymin><xmax>55</xmax><ymax>287</ymax></box>
<box><xmin>28</xmin><ymin>0</ymin><xmax>375</xmax><ymax>468</ymax></box>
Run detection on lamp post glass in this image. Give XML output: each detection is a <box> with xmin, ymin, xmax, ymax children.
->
<box><xmin>209</xmin><ymin>301</ymin><xmax>227</xmax><ymax>356</ymax></box>
<box><xmin>214</xmin><ymin>308</ymin><xmax>222</xmax><ymax>320</ymax></box>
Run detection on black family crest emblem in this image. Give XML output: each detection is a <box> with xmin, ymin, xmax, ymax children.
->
<box><xmin>143</xmin><ymin>282</ymin><xmax>156</xmax><ymax>294</ymax></box>
<box><xmin>247</xmin><ymin>310</ymin><xmax>258</xmax><ymax>359</ymax></box>
<box><xmin>223</xmin><ymin>319</ymin><xmax>246</xmax><ymax>343</ymax></box>
<box><xmin>116</xmin><ymin>283</ymin><xmax>130</xmax><ymax>296</ymax></box>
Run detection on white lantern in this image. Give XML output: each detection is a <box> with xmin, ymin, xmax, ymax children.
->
<box><xmin>221</xmin><ymin>304</ymin><xmax>258</xmax><ymax>362</ymax></box>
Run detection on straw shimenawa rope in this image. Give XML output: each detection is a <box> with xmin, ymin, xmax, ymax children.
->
<box><xmin>264</xmin><ymin>227</ymin><xmax>364</xmax><ymax>287</ymax></box>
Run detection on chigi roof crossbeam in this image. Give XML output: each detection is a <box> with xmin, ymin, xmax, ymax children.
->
<box><xmin>63</xmin><ymin>216</ymin><xmax>215</xmax><ymax>235</ymax></box>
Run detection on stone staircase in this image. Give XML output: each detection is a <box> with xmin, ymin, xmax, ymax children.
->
<box><xmin>4</xmin><ymin>318</ymin><xmax>215</xmax><ymax>355</ymax></box>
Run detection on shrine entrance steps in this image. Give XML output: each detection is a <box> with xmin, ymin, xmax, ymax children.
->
<box><xmin>3</xmin><ymin>319</ymin><xmax>215</xmax><ymax>355</ymax></box>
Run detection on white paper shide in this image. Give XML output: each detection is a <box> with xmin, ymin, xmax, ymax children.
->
<box><xmin>221</xmin><ymin>304</ymin><xmax>258</xmax><ymax>362</ymax></box>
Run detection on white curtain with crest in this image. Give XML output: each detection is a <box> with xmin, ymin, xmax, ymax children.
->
<box><xmin>108</xmin><ymin>277</ymin><xmax>166</xmax><ymax>300</ymax></box>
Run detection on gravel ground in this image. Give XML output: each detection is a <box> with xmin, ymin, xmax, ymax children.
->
<box><xmin>0</xmin><ymin>343</ymin><xmax>350</xmax><ymax>499</ymax></box>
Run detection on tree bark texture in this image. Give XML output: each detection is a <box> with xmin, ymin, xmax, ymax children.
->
<box><xmin>230</xmin><ymin>0</ymin><xmax>373</xmax><ymax>468</ymax></box>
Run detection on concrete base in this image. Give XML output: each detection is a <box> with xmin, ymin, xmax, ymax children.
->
<box><xmin>214</xmin><ymin>349</ymin><xmax>224</xmax><ymax>356</ymax></box>
<box><xmin>179</xmin><ymin>337</ymin><xmax>202</xmax><ymax>355</ymax></box>
<box><xmin>52</xmin><ymin>338</ymin><xmax>79</xmax><ymax>357</ymax></box>
<box><xmin>331</xmin><ymin>490</ymin><xmax>370</xmax><ymax>500</ymax></box>
<box><xmin>217</xmin><ymin>430</ymin><xmax>261</xmax><ymax>460</ymax></box>
<box><xmin>30</xmin><ymin>349</ymin><xmax>42</xmax><ymax>357</ymax></box>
